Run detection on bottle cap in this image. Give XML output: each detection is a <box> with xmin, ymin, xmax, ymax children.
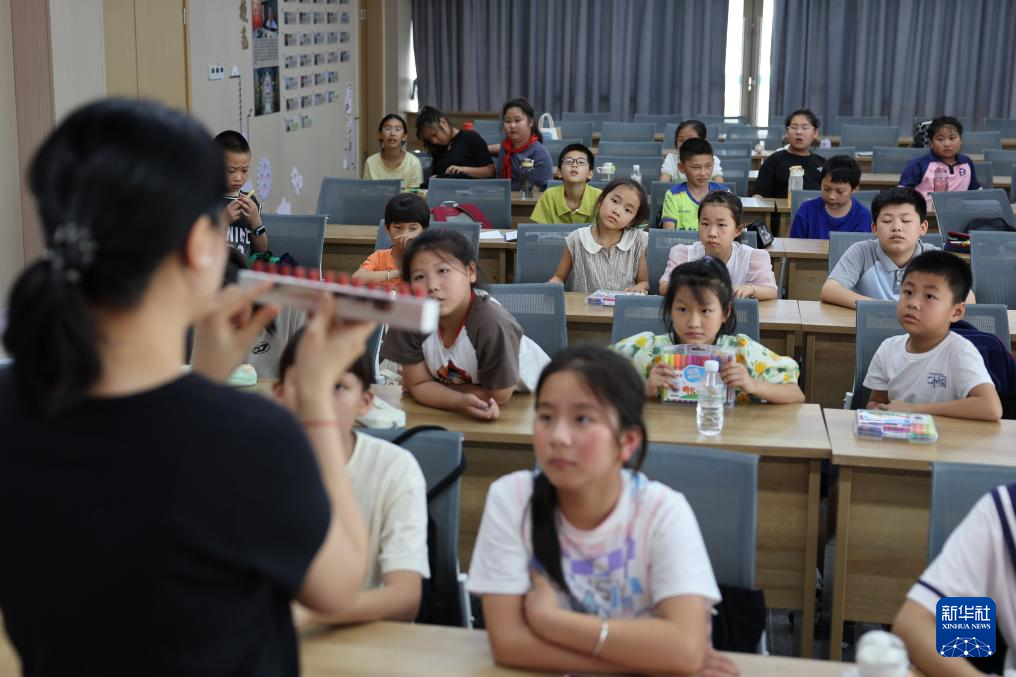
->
<box><xmin>632</xmin><ymin>164</ymin><xmax>640</xmax><ymax>172</ymax></box>
<box><xmin>704</xmin><ymin>359</ymin><xmax>719</xmax><ymax>372</ymax></box>
<box><xmin>463</xmin><ymin>121</ymin><xmax>474</xmax><ymax>130</ymax></box>
<box><xmin>789</xmin><ymin>165</ymin><xmax>804</xmax><ymax>175</ymax></box>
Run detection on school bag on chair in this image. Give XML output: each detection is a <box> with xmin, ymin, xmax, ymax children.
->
<box><xmin>431</xmin><ymin>201</ymin><xmax>494</xmax><ymax>230</ymax></box>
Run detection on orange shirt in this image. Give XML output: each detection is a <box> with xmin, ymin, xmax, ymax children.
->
<box><xmin>358</xmin><ymin>247</ymin><xmax>401</xmax><ymax>282</ymax></box>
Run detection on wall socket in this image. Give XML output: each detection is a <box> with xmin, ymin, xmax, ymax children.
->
<box><xmin>208</xmin><ymin>64</ymin><xmax>225</xmax><ymax>80</ymax></box>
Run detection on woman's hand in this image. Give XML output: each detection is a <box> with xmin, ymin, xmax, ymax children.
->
<box><xmin>191</xmin><ymin>281</ymin><xmax>278</xmax><ymax>382</ymax></box>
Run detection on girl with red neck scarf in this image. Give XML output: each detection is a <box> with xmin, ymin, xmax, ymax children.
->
<box><xmin>495</xmin><ymin>97</ymin><xmax>553</xmax><ymax>192</ymax></box>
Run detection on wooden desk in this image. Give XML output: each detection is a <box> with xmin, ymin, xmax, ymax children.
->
<box><xmin>300</xmin><ymin>621</ymin><xmax>853</xmax><ymax>676</ymax></box>
<box><xmin>386</xmin><ymin>389</ymin><xmax>829</xmax><ymax>656</ymax></box>
<box><xmin>825</xmin><ymin>408</ymin><xmax>1016</xmax><ymax>661</ymax></box>
<box><xmin>798</xmin><ymin>301</ymin><xmax>858</xmax><ymax>409</ymax></box>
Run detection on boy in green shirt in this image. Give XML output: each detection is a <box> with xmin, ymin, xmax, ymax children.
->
<box><xmin>529</xmin><ymin>143</ymin><xmax>602</xmax><ymax>224</ymax></box>
<box><xmin>660</xmin><ymin>138</ymin><xmax>729</xmax><ymax>230</ymax></box>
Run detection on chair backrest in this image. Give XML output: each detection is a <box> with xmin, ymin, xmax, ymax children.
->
<box><xmin>720</xmin><ymin>158</ymin><xmax>751</xmax><ymax>196</ymax></box>
<box><xmin>316</xmin><ymin>178</ymin><xmax>401</xmax><ymax>225</ymax></box>
<box><xmin>374</xmin><ymin>218</ymin><xmax>391</xmax><ymax>249</ymax></box>
<box><xmin>852</xmin><ymin>300</ymin><xmax>905</xmax><ymax>409</ymax></box>
<box><xmin>427</xmin><ymin>178</ymin><xmax>512</xmax><ymax>230</ymax></box>
<box><xmin>971</xmin><ymin>231</ymin><xmax>1016</xmax><ymax>307</ymax></box>
<box><xmin>929</xmin><ymin>464</ymin><xmax>1016</xmax><ymax>560</ymax></box>
<box><xmin>611</xmin><ymin>294</ymin><xmax>666</xmax><ymax>343</ymax></box>
<box><xmin>413</xmin><ymin>150</ymin><xmax>433</xmax><ymax>183</ymax></box>
<box><xmin>634</xmin><ymin>113</ymin><xmax>685</xmax><ymax>134</ymax></box>
<box><xmin>487</xmin><ymin>283</ymin><xmax>568</xmax><ymax>357</ymax></box>
<box><xmin>693</xmin><ymin>114</ymin><xmax>725</xmax><ymax>125</ymax></box>
<box><xmin>974</xmin><ymin>162</ymin><xmax>995</xmax><ymax>192</ymax></box>
<box><xmin>932</xmin><ymin>189</ymin><xmax>1015</xmax><ymax>233</ymax></box>
<box><xmin>662</xmin><ymin>123</ymin><xmax>681</xmax><ymax>150</ymax></box>
<box><xmin>598</xmin><ymin>141</ymin><xmax>663</xmax><ymax>157</ymax></box>
<box><xmin>597</xmin><ymin>156</ymin><xmax>661</xmax><ymax>195</ymax></box>
<box><xmin>834</xmin><ymin>115</ymin><xmax>890</xmax><ymax>135</ymax></box>
<box><xmin>732</xmin><ymin>298</ymin><xmax>760</xmax><ymax>342</ymax></box>
<box><xmin>261</xmin><ymin>214</ymin><xmax>327</xmax><ymax>273</ymax></box>
<box><xmin>790</xmin><ymin>190</ymin><xmax>822</xmax><ymax>221</ymax></box>
<box><xmin>920</xmin><ymin>232</ymin><xmax>944</xmax><ymax>248</ymax></box>
<box><xmin>724</xmin><ymin>127</ymin><xmax>771</xmax><ymax>141</ymax></box>
<box><xmin>362</xmin><ymin>427</ymin><xmax>467</xmax><ymax>627</ymax></box>
<box><xmin>648</xmin><ymin>229</ymin><xmax>694</xmax><ymax>295</ymax></box>
<box><xmin>641</xmin><ymin>443</ymin><xmax>758</xmax><ymax>588</ymax></box>
<box><xmin>961</xmin><ymin>131</ymin><xmax>1002</xmax><ymax>154</ymax></box>
<box><xmin>650</xmin><ymin>180</ymin><xmax>672</xmax><ymax>229</ymax></box>
<box><xmin>829</xmin><ymin>231</ymin><xmax>875</xmax><ymax>273</ymax></box>
<box><xmin>739</xmin><ymin>230</ymin><xmax>758</xmax><ymax>249</ymax></box>
<box><xmin>983</xmin><ymin>149</ymin><xmax>1016</xmax><ymax>178</ymax></box>
<box><xmin>559</xmin><ymin>121</ymin><xmax>594</xmax><ymax>147</ymax></box>
<box><xmin>431</xmin><ymin>223</ymin><xmax>481</xmax><ymax>260</ymax></box>
<box><xmin>841</xmin><ymin>125</ymin><xmax>900</xmax><ymax>152</ymax></box>
<box><xmin>713</xmin><ymin>142</ymin><xmax>754</xmax><ymax>159</ymax></box>
<box><xmin>514</xmin><ymin>223</ymin><xmax>579</xmax><ymax>287</ymax></box>
<box><xmin>819</xmin><ymin>146</ymin><xmax>857</xmax><ymax>161</ymax></box>
<box><xmin>1012</xmin><ymin>162</ymin><xmax>1016</xmax><ymax>202</ymax></box>
<box><xmin>913</xmin><ymin>115</ymin><xmax>971</xmax><ymax>132</ymax></box>
<box><xmin>601</xmin><ymin>122</ymin><xmax>656</xmax><ymax>142</ymax></box>
<box><xmin>982</xmin><ymin>118</ymin><xmax>1016</xmax><ymax>138</ymax></box>
<box><xmin>962</xmin><ymin>303</ymin><xmax>1011</xmax><ymax>345</ymax></box>
<box><xmin>543</xmin><ymin>138</ymin><xmax>583</xmax><ymax>165</ymax></box>
<box><xmin>871</xmin><ymin>146</ymin><xmax>926</xmax><ymax>174</ymax></box>
<box><xmin>561</xmin><ymin>112</ymin><xmax>609</xmax><ymax>132</ymax></box>
<box><xmin>471</xmin><ymin>119</ymin><xmax>501</xmax><ymax>135</ymax></box>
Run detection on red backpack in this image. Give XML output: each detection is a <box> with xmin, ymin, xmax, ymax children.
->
<box><xmin>430</xmin><ymin>201</ymin><xmax>494</xmax><ymax>229</ymax></box>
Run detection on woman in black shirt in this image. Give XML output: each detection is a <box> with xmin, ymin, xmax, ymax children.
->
<box><xmin>0</xmin><ymin>98</ymin><xmax>371</xmax><ymax>677</ymax></box>
<box><xmin>415</xmin><ymin>105</ymin><xmax>495</xmax><ymax>181</ymax></box>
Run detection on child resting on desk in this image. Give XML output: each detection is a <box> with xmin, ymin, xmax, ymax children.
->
<box><xmin>278</xmin><ymin>334</ymin><xmax>430</xmax><ymax>626</ymax></box>
<box><xmin>467</xmin><ymin>345</ymin><xmax>737</xmax><ymax>675</ymax></box>
<box><xmin>614</xmin><ymin>258</ymin><xmax>803</xmax><ymax>403</ymax></box>
<box><xmin>381</xmin><ymin>229</ymin><xmax>550</xmax><ymax>421</ymax></box>
<box><xmin>864</xmin><ymin>250</ymin><xmax>1002</xmax><ymax>421</ymax></box>
<box><xmin>353</xmin><ymin>192</ymin><xmax>429</xmax><ymax>285</ymax></box>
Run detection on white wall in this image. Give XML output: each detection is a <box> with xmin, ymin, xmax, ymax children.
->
<box><xmin>0</xmin><ymin>0</ymin><xmax>24</xmax><ymax>304</ymax></box>
<box><xmin>49</xmin><ymin>0</ymin><xmax>107</xmax><ymax>122</ymax></box>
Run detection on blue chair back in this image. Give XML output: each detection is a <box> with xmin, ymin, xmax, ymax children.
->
<box><xmin>932</xmin><ymin>189</ymin><xmax>1015</xmax><ymax>234</ymax></box>
<box><xmin>819</xmin><ymin>146</ymin><xmax>857</xmax><ymax>161</ymax></box>
<box><xmin>648</xmin><ymin>229</ymin><xmax>692</xmax><ymax>294</ymax></box>
<box><xmin>427</xmin><ymin>178</ymin><xmax>512</xmax><ymax>230</ymax></box>
<box><xmin>983</xmin><ymin>149</ymin><xmax>1016</xmax><ymax>178</ymax></box>
<box><xmin>982</xmin><ymin>119</ymin><xmax>1016</xmax><ymax>138</ymax></box>
<box><xmin>611</xmin><ymin>295</ymin><xmax>667</xmax><ymax>343</ymax></box>
<box><xmin>543</xmin><ymin>138</ymin><xmax>583</xmax><ymax>165</ymax></box>
<box><xmin>871</xmin><ymin>146</ymin><xmax>926</xmax><ymax>174</ymax></box>
<box><xmin>962</xmin><ymin>304</ymin><xmax>1011</xmax><ymax>345</ymax></box>
<box><xmin>790</xmin><ymin>190</ymin><xmax>822</xmax><ymax>221</ymax></box>
<box><xmin>974</xmin><ymin>162</ymin><xmax>995</xmax><ymax>192</ymax></box>
<box><xmin>971</xmin><ymin>231</ymin><xmax>1016</xmax><ymax>307</ymax></box>
<box><xmin>414</xmin><ymin>150</ymin><xmax>433</xmax><ymax>183</ymax></box>
<box><xmin>514</xmin><ymin>223</ymin><xmax>579</xmax><ymax>288</ymax></box>
<box><xmin>316</xmin><ymin>178</ymin><xmax>401</xmax><ymax>225</ymax></box>
<box><xmin>598</xmin><ymin>141</ymin><xmax>663</xmax><ymax>158</ymax></box>
<box><xmin>261</xmin><ymin>214</ymin><xmax>327</xmax><ymax>274</ymax></box>
<box><xmin>841</xmin><ymin>125</ymin><xmax>900</xmax><ymax>152</ymax></box>
<box><xmin>833</xmin><ymin>115</ymin><xmax>890</xmax><ymax>135</ymax></box>
<box><xmin>559</xmin><ymin>121</ymin><xmax>594</xmax><ymax>147</ymax></box>
<box><xmin>471</xmin><ymin>119</ymin><xmax>501</xmax><ymax>135</ymax></box>
<box><xmin>829</xmin><ymin>231</ymin><xmax>875</xmax><ymax>273</ymax></box>
<box><xmin>714</xmin><ymin>142</ymin><xmax>753</xmax><ymax>159</ymax></box>
<box><xmin>721</xmin><ymin>158</ymin><xmax>751</xmax><ymax>196</ymax></box>
<box><xmin>961</xmin><ymin>131</ymin><xmax>1002</xmax><ymax>154</ymax></box>
<box><xmin>487</xmin><ymin>283</ymin><xmax>568</xmax><ymax>357</ymax></box>
<box><xmin>601</xmin><ymin>122</ymin><xmax>656</xmax><ymax>142</ymax></box>
<box><xmin>561</xmin><ymin>112</ymin><xmax>609</xmax><ymax>133</ymax></box>
<box><xmin>732</xmin><ymin>298</ymin><xmax>760</xmax><ymax>341</ymax></box>
<box><xmin>913</xmin><ymin>115</ymin><xmax>971</xmax><ymax>132</ymax></box>
<box><xmin>649</xmin><ymin>180</ymin><xmax>673</xmax><ymax>229</ymax></box>
<box><xmin>633</xmin><ymin>113</ymin><xmax>685</xmax><ymax>134</ymax></box>
<box><xmin>920</xmin><ymin>232</ymin><xmax>944</xmax><ymax>248</ymax></box>
<box><xmin>929</xmin><ymin>464</ymin><xmax>1016</xmax><ymax>560</ymax></box>
<box><xmin>852</xmin><ymin>301</ymin><xmax>904</xmax><ymax>409</ymax></box>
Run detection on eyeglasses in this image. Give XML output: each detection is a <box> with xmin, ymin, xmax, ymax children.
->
<box><xmin>788</xmin><ymin>125</ymin><xmax>814</xmax><ymax>132</ymax></box>
<box><xmin>561</xmin><ymin>158</ymin><xmax>589</xmax><ymax>167</ymax></box>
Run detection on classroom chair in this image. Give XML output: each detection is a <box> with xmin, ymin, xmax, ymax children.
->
<box><xmin>740</xmin><ymin>231</ymin><xmax>759</xmax><ymax>249</ymax></box>
<box><xmin>870</xmin><ymin>146</ymin><xmax>926</xmax><ymax>174</ymax></box>
<box><xmin>974</xmin><ymin>162</ymin><xmax>995</xmax><ymax>192</ymax></box>
<box><xmin>487</xmin><ymin>283</ymin><xmax>568</xmax><ymax>357</ymax></box>
<box><xmin>610</xmin><ymin>294</ymin><xmax>666</xmax><ymax>343</ymax></box>
<box><xmin>379</xmin><ymin>218</ymin><xmax>480</xmax><ymax>258</ymax></box>
<box><xmin>920</xmin><ymin>232</ymin><xmax>945</xmax><ymax>248</ymax></box>
<box><xmin>932</xmin><ymin>189</ymin><xmax>1015</xmax><ymax>234</ymax></box>
<box><xmin>662</xmin><ymin>123</ymin><xmax>681</xmax><ymax>148</ymax></box>
<box><xmin>828</xmin><ymin>231</ymin><xmax>874</xmax><ymax>273</ymax></box>
<box><xmin>833</xmin><ymin>115</ymin><xmax>890</xmax><ymax>136</ymax></box>
<box><xmin>982</xmin><ymin>118</ymin><xmax>1016</xmax><ymax>138</ymax></box>
<box><xmin>849</xmin><ymin>300</ymin><xmax>905</xmax><ymax>409</ymax></box>
<box><xmin>982</xmin><ymin>149</ymin><xmax>1016</xmax><ymax>178</ymax></box>
<box><xmin>427</xmin><ymin>178</ymin><xmax>512</xmax><ymax>230</ymax></box>
<box><xmin>713</xmin><ymin>142</ymin><xmax>754</xmax><ymax>160</ymax></box>
<box><xmin>561</xmin><ymin>112</ymin><xmax>609</xmax><ymax>133</ymax></box>
<box><xmin>958</xmin><ymin>131</ymin><xmax>1002</xmax><ymax>154</ymax></box>
<box><xmin>413</xmin><ymin>150</ymin><xmax>433</xmax><ymax>184</ymax></box>
<box><xmin>650</xmin><ymin>180</ymin><xmax>672</xmax><ymax>229</ymax></box>
<box><xmin>719</xmin><ymin>158</ymin><xmax>751</xmax><ymax>196</ymax></box>
<box><xmin>543</xmin><ymin>138</ymin><xmax>583</xmax><ymax>165</ymax></box>
<box><xmin>597</xmin><ymin>156</ymin><xmax>660</xmax><ymax>194</ymax></box>
<box><xmin>559</xmin><ymin>121</ymin><xmax>594</xmax><ymax>148</ymax></box>
<box><xmin>471</xmin><ymin>119</ymin><xmax>501</xmax><ymax>136</ymax></box>
<box><xmin>317</xmin><ymin>178</ymin><xmax>401</xmax><ymax>226</ymax></box>
<box><xmin>633</xmin><ymin>113</ymin><xmax>685</xmax><ymax>134</ymax></box>
<box><xmin>545</xmin><ymin>179</ymin><xmax>610</xmax><ymax>190</ymax></box>
<box><xmin>514</xmin><ymin>223</ymin><xmax>579</xmax><ymax>287</ymax></box>
<box><xmin>693</xmin><ymin>114</ymin><xmax>725</xmax><ymax>125</ymax></box>
<box><xmin>961</xmin><ymin>304</ymin><xmax>1011</xmax><ymax>345</ymax></box>
<box><xmin>601</xmin><ymin>122</ymin><xmax>656</xmax><ymax>143</ymax></box>
<box><xmin>479</xmin><ymin>131</ymin><xmax>502</xmax><ymax>146</ymax></box>
<box><xmin>261</xmin><ymin>213</ymin><xmax>327</xmax><ymax>274</ymax></box>
<box><xmin>733</xmin><ymin>298</ymin><xmax>761</xmax><ymax>341</ymax></box>
<box><xmin>648</xmin><ymin>229</ymin><xmax>690</xmax><ymax>294</ymax></box>
<box><xmin>841</xmin><ymin>125</ymin><xmax>900</xmax><ymax>153</ymax></box>
<box><xmin>642</xmin><ymin>443</ymin><xmax>758</xmax><ymax>589</ymax></box>
<box><xmin>363</xmin><ymin>428</ymin><xmax>470</xmax><ymax>628</ymax></box>
<box><xmin>928</xmin><ymin>462</ymin><xmax>1016</xmax><ymax>560</ymax></box>
<box><xmin>364</xmin><ymin>325</ymin><xmax>384</xmax><ymax>382</ymax></box>
<box><xmin>971</xmin><ymin>231</ymin><xmax>1016</xmax><ymax>307</ymax></box>
<box><xmin>597</xmin><ymin>141</ymin><xmax>663</xmax><ymax>157</ymax></box>
<box><xmin>817</xmin><ymin>146</ymin><xmax>857</xmax><ymax>161</ymax></box>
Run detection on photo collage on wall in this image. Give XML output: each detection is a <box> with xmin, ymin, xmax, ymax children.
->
<box><xmin>279</xmin><ymin>0</ymin><xmax>351</xmax><ymax>132</ymax></box>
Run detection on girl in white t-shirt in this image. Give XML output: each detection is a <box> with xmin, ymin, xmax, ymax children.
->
<box><xmin>467</xmin><ymin>345</ymin><xmax>734</xmax><ymax>675</ymax></box>
<box><xmin>380</xmin><ymin>229</ymin><xmax>550</xmax><ymax>421</ymax></box>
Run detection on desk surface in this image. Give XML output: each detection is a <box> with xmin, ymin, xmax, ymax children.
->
<box><xmin>300</xmin><ymin>621</ymin><xmax>852</xmax><ymax>676</ymax></box>
<box><xmin>325</xmin><ymin>224</ymin><xmax>517</xmax><ymax>249</ymax></box>
<box><xmin>797</xmin><ymin>300</ymin><xmax>859</xmax><ymax>335</ymax></box>
<box><xmin>825</xmin><ymin>408</ymin><xmax>1016</xmax><ymax>471</ymax></box>
<box><xmin>563</xmin><ymin>294</ymin><xmax>802</xmax><ymax>330</ymax></box>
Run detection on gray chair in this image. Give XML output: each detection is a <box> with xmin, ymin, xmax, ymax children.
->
<box><xmin>514</xmin><ymin>223</ymin><xmax>579</xmax><ymax>287</ymax></box>
<box><xmin>261</xmin><ymin>214</ymin><xmax>327</xmax><ymax>273</ymax></box>
<box><xmin>974</xmin><ymin>162</ymin><xmax>995</xmax><ymax>192</ymax></box>
<box><xmin>725</xmin><ymin>127</ymin><xmax>771</xmax><ymax>142</ymax></box>
<box><xmin>714</xmin><ymin>142</ymin><xmax>754</xmax><ymax>160</ymax></box>
<box><xmin>829</xmin><ymin>231</ymin><xmax>875</xmax><ymax>273</ymax></box>
<box><xmin>559</xmin><ymin>121</ymin><xmax>594</xmax><ymax>148</ymax></box>
<box><xmin>316</xmin><ymin>178</ymin><xmax>401</xmax><ymax>225</ymax></box>
<box><xmin>961</xmin><ymin>131</ymin><xmax>1002</xmax><ymax>154</ymax></box>
<box><xmin>598</xmin><ymin>141</ymin><xmax>663</xmax><ymax>157</ymax></box>
<box><xmin>720</xmin><ymin>158</ymin><xmax>751</xmax><ymax>196</ymax></box>
<box><xmin>611</xmin><ymin>294</ymin><xmax>667</xmax><ymax>343</ymax></box>
<box><xmin>981</xmin><ymin>118</ymin><xmax>1016</xmax><ymax>138</ymax></box>
<box><xmin>479</xmin><ymin>131</ymin><xmax>503</xmax><ymax>146</ymax></box>
<box><xmin>733</xmin><ymin>298</ymin><xmax>760</xmax><ymax>341</ymax></box>
<box><xmin>601</xmin><ymin>122</ymin><xmax>656</xmax><ymax>142</ymax></box>
<box><xmin>427</xmin><ymin>178</ymin><xmax>512</xmax><ymax>230</ymax></box>
<box><xmin>928</xmin><ymin>463</ymin><xmax>1016</xmax><ymax>560</ymax></box>
<box><xmin>982</xmin><ymin>149</ymin><xmax>1016</xmax><ymax>178</ymax></box>
<box><xmin>693</xmin><ymin>114</ymin><xmax>725</xmax><ymax>126</ymax></box>
<box><xmin>834</xmin><ymin>115</ymin><xmax>890</xmax><ymax>135</ymax></box>
<box><xmin>851</xmin><ymin>300</ymin><xmax>905</xmax><ymax>409</ymax></box>
<box><xmin>913</xmin><ymin>115</ymin><xmax>971</xmax><ymax>132</ymax></box>
<box><xmin>971</xmin><ymin>231</ymin><xmax>1016</xmax><ymax>307</ymax></box>
<box><xmin>648</xmin><ymin>229</ymin><xmax>691</xmax><ymax>294</ymax></box>
<box><xmin>1012</xmin><ymin>162</ymin><xmax>1016</xmax><ymax>201</ymax></box>
<box><xmin>414</xmin><ymin>150</ymin><xmax>433</xmax><ymax>183</ymax></box>
<box><xmin>561</xmin><ymin>112</ymin><xmax>609</xmax><ymax>133</ymax></box>
<box><xmin>920</xmin><ymin>232</ymin><xmax>945</xmax><ymax>248</ymax></box>
<box><xmin>932</xmin><ymin>189</ymin><xmax>1015</xmax><ymax>233</ymax></box>
<box><xmin>871</xmin><ymin>146</ymin><xmax>926</xmax><ymax>174</ymax></box>
<box><xmin>642</xmin><ymin>443</ymin><xmax>758</xmax><ymax>588</ymax></box>
<box><xmin>597</xmin><ymin>156</ymin><xmax>660</xmax><ymax>195</ymax></box>
<box><xmin>818</xmin><ymin>146</ymin><xmax>857</xmax><ymax>161</ymax></box>
<box><xmin>740</xmin><ymin>231</ymin><xmax>759</xmax><ymax>249</ymax></box>
<box><xmin>471</xmin><ymin>119</ymin><xmax>501</xmax><ymax>136</ymax></box>
<box><xmin>487</xmin><ymin>283</ymin><xmax>568</xmax><ymax>357</ymax></box>
<box><xmin>650</xmin><ymin>180</ymin><xmax>672</xmax><ymax>229</ymax></box>
<box><xmin>962</xmin><ymin>304</ymin><xmax>1011</xmax><ymax>345</ymax></box>
<box><xmin>634</xmin><ymin>113</ymin><xmax>685</xmax><ymax>134</ymax></box>
<box><xmin>362</xmin><ymin>427</ymin><xmax>469</xmax><ymax>627</ymax></box>
<box><xmin>373</xmin><ymin>218</ymin><xmax>391</xmax><ymax>249</ymax></box>
<box><xmin>663</xmin><ymin>123</ymin><xmax>682</xmax><ymax>149</ymax></box>
<box><xmin>841</xmin><ymin>125</ymin><xmax>900</xmax><ymax>153</ymax></box>
<box><xmin>544</xmin><ymin>138</ymin><xmax>583</xmax><ymax>165</ymax></box>
<box><xmin>790</xmin><ymin>190</ymin><xmax>822</xmax><ymax>221</ymax></box>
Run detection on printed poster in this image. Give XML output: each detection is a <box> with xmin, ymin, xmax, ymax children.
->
<box><xmin>252</xmin><ymin>0</ymin><xmax>280</xmax><ymax>116</ymax></box>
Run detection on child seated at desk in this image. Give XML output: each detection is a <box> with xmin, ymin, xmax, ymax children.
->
<box><xmin>467</xmin><ymin>345</ymin><xmax>735</xmax><ymax>675</ymax></box>
<box><xmin>381</xmin><ymin>229</ymin><xmax>550</xmax><ymax>420</ymax></box>
<box><xmin>864</xmin><ymin>250</ymin><xmax>1002</xmax><ymax>421</ymax></box>
<box><xmin>529</xmin><ymin>143</ymin><xmax>601</xmax><ymax>224</ymax></box>
<box><xmin>614</xmin><ymin>258</ymin><xmax>803</xmax><ymax>403</ymax></box>
<box><xmin>789</xmin><ymin>155</ymin><xmax>872</xmax><ymax>239</ymax></box>
<box><xmin>353</xmin><ymin>193</ymin><xmax>429</xmax><ymax>285</ymax></box>
<box><xmin>752</xmin><ymin>109</ymin><xmax>824</xmax><ymax>199</ymax></box>
<box><xmin>821</xmin><ymin>187</ymin><xmax>943</xmax><ymax>309</ymax></box>
<box><xmin>277</xmin><ymin>336</ymin><xmax>430</xmax><ymax>626</ymax></box>
<box><xmin>659</xmin><ymin>119</ymin><xmax>725</xmax><ymax>184</ymax></box>
<box><xmin>659</xmin><ymin>138</ymin><xmax>729</xmax><ymax>231</ymax></box>
<box><xmin>658</xmin><ymin>191</ymin><xmax>777</xmax><ymax>300</ymax></box>
<box><xmin>899</xmin><ymin>116</ymin><xmax>982</xmax><ymax>206</ymax></box>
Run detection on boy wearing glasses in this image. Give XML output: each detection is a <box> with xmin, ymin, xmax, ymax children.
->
<box><xmin>529</xmin><ymin>143</ymin><xmax>602</xmax><ymax>224</ymax></box>
<box><xmin>752</xmin><ymin>109</ymin><xmax>825</xmax><ymax>198</ymax></box>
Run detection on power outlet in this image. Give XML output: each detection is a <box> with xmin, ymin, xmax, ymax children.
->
<box><xmin>208</xmin><ymin>64</ymin><xmax>225</xmax><ymax>80</ymax></box>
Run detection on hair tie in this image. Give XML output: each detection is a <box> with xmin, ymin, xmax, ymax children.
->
<box><xmin>46</xmin><ymin>222</ymin><xmax>97</xmax><ymax>284</ymax></box>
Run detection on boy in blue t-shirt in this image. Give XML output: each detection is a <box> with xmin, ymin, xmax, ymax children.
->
<box><xmin>789</xmin><ymin>155</ymin><xmax>871</xmax><ymax>239</ymax></box>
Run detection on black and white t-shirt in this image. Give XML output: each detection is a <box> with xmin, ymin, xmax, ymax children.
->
<box><xmin>224</xmin><ymin>192</ymin><xmax>262</xmax><ymax>256</ymax></box>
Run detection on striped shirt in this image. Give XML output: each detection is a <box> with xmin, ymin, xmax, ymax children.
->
<box><xmin>565</xmin><ymin>226</ymin><xmax>648</xmax><ymax>293</ymax></box>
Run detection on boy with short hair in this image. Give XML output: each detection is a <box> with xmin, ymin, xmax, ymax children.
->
<box><xmin>215</xmin><ymin>130</ymin><xmax>268</xmax><ymax>255</ymax></box>
<box><xmin>660</xmin><ymin>138</ymin><xmax>728</xmax><ymax>230</ymax></box>
<box><xmin>789</xmin><ymin>155</ymin><xmax>872</xmax><ymax>239</ymax></box>
<box><xmin>821</xmin><ymin>187</ymin><xmax>944</xmax><ymax>309</ymax></box>
<box><xmin>277</xmin><ymin>335</ymin><xmax>430</xmax><ymax>626</ymax></box>
<box><xmin>899</xmin><ymin>115</ymin><xmax>982</xmax><ymax>206</ymax></box>
<box><xmin>529</xmin><ymin>143</ymin><xmax>602</xmax><ymax>224</ymax></box>
<box><xmin>752</xmin><ymin>108</ymin><xmax>825</xmax><ymax>198</ymax></box>
<box><xmin>864</xmin><ymin>250</ymin><xmax>1002</xmax><ymax>421</ymax></box>
<box><xmin>353</xmin><ymin>193</ymin><xmax>429</xmax><ymax>284</ymax></box>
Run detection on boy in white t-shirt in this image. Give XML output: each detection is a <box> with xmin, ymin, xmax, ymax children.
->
<box><xmin>864</xmin><ymin>250</ymin><xmax>1002</xmax><ymax>421</ymax></box>
<box><xmin>277</xmin><ymin>332</ymin><xmax>430</xmax><ymax>625</ymax></box>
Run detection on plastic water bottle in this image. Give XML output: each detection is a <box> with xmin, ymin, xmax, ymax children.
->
<box><xmin>630</xmin><ymin>164</ymin><xmax>642</xmax><ymax>185</ymax></box>
<box><xmin>519</xmin><ymin>158</ymin><xmax>535</xmax><ymax>199</ymax></box>
<box><xmin>696</xmin><ymin>360</ymin><xmax>725</xmax><ymax>437</ymax></box>
<box><xmin>819</xmin><ymin>137</ymin><xmax>832</xmax><ymax>149</ymax></box>
<box><xmin>787</xmin><ymin>165</ymin><xmax>805</xmax><ymax>199</ymax></box>
<box><xmin>933</xmin><ymin>166</ymin><xmax>948</xmax><ymax>193</ymax></box>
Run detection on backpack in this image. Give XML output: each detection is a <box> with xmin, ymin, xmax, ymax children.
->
<box><xmin>944</xmin><ymin>217</ymin><xmax>1016</xmax><ymax>253</ymax></box>
<box><xmin>431</xmin><ymin>201</ymin><xmax>494</xmax><ymax>229</ymax></box>
<box><xmin>247</xmin><ymin>250</ymin><xmax>300</xmax><ymax>267</ymax></box>
<box><xmin>912</xmin><ymin>119</ymin><xmax>933</xmax><ymax>148</ymax></box>
<box><xmin>951</xmin><ymin>320</ymin><xmax>1016</xmax><ymax>419</ymax></box>
<box><xmin>744</xmin><ymin>219</ymin><xmax>775</xmax><ymax>248</ymax></box>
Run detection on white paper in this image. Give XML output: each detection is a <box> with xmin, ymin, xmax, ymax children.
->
<box><xmin>479</xmin><ymin>230</ymin><xmax>504</xmax><ymax>241</ymax></box>
<box><xmin>503</xmin><ymin>230</ymin><xmax>518</xmax><ymax>242</ymax></box>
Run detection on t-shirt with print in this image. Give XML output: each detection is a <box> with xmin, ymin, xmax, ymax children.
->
<box><xmin>789</xmin><ymin>196</ymin><xmax>873</xmax><ymax>239</ymax></box>
<box><xmin>349</xmin><ymin>432</ymin><xmax>430</xmax><ymax>589</ymax></box>
<box><xmin>753</xmin><ymin>150</ymin><xmax>824</xmax><ymax>198</ymax></box>
<box><xmin>224</xmin><ymin>191</ymin><xmax>262</xmax><ymax>257</ymax></box>
<box><xmin>565</xmin><ymin>226</ymin><xmax>649</xmax><ymax>293</ymax></box>
<box><xmin>660</xmin><ymin>154</ymin><xmax>724</xmax><ymax>183</ymax></box>
<box><xmin>380</xmin><ymin>290</ymin><xmax>550</xmax><ymax>391</ymax></box>
<box><xmin>899</xmin><ymin>152</ymin><xmax>982</xmax><ymax>205</ymax></box>
<box><xmin>467</xmin><ymin>469</ymin><xmax>721</xmax><ymax>617</ymax></box>
<box><xmin>828</xmin><ymin>239</ymin><xmax>939</xmax><ymax>301</ymax></box>
<box><xmin>660</xmin><ymin>182</ymin><xmax>729</xmax><ymax>231</ymax></box>
<box><xmin>430</xmin><ymin>129</ymin><xmax>495</xmax><ymax>183</ymax></box>
<box><xmin>248</xmin><ymin>306</ymin><xmax>306</xmax><ymax>381</ymax></box>
<box><xmin>863</xmin><ymin>332</ymin><xmax>993</xmax><ymax>403</ymax></box>
<box><xmin>0</xmin><ymin>370</ymin><xmax>329</xmax><ymax>677</ymax></box>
